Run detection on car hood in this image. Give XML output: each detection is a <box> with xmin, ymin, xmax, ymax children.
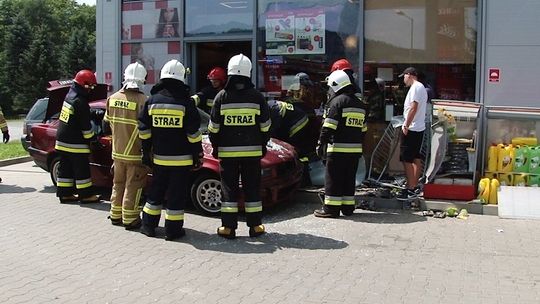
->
<box><xmin>45</xmin><ymin>80</ymin><xmax>108</xmax><ymax>121</ymax></box>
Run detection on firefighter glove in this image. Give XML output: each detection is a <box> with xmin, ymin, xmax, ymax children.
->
<box><xmin>211</xmin><ymin>145</ymin><xmax>218</xmax><ymax>159</ymax></box>
<box><xmin>192</xmin><ymin>152</ymin><xmax>204</xmax><ymax>171</ymax></box>
<box><xmin>316</xmin><ymin>142</ymin><xmax>327</xmax><ymax>160</ymax></box>
<box><xmin>2</xmin><ymin>131</ymin><xmax>9</xmax><ymax>144</ymax></box>
<box><xmin>142</xmin><ymin>153</ymin><xmax>153</xmax><ymax>168</ymax></box>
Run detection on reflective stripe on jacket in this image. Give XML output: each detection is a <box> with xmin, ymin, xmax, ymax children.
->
<box><xmin>105</xmin><ymin>88</ymin><xmax>147</xmax><ymax>163</ymax></box>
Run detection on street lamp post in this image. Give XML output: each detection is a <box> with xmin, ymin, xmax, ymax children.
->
<box><xmin>395</xmin><ymin>10</ymin><xmax>414</xmax><ymax>62</ymax></box>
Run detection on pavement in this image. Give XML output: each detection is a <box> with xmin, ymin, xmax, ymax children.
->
<box><xmin>1</xmin><ymin>161</ymin><xmax>540</xmax><ymax>303</ymax></box>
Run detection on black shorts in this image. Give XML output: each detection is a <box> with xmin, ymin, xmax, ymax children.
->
<box><xmin>400</xmin><ymin>130</ymin><xmax>425</xmax><ymax>163</ymax></box>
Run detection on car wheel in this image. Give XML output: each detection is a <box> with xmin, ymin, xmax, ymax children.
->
<box><xmin>191</xmin><ymin>173</ymin><xmax>222</xmax><ymax>215</ymax></box>
<box><xmin>49</xmin><ymin>157</ymin><xmax>60</xmax><ymax>187</ymax></box>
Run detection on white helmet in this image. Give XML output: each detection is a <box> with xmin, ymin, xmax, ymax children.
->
<box><xmin>123</xmin><ymin>62</ymin><xmax>147</xmax><ymax>90</ymax></box>
<box><xmin>227</xmin><ymin>53</ymin><xmax>251</xmax><ymax>77</ymax></box>
<box><xmin>160</xmin><ymin>59</ymin><xmax>186</xmax><ymax>82</ymax></box>
<box><xmin>327</xmin><ymin>70</ymin><xmax>352</xmax><ymax>93</ymax></box>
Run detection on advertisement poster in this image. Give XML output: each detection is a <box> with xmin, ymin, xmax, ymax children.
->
<box><xmin>265</xmin><ymin>9</ymin><xmax>325</xmax><ymax>55</ymax></box>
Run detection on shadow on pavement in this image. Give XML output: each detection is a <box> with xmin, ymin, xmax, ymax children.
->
<box><xmin>345</xmin><ymin>210</ymin><xmax>427</xmax><ymax>224</ymax></box>
<box><xmin>171</xmin><ymin>229</ymin><xmax>349</xmax><ymax>254</ymax></box>
<box><xmin>0</xmin><ymin>183</ymin><xmax>36</xmax><ymax>193</ymax></box>
<box><xmin>40</xmin><ymin>186</ymin><xmax>56</xmax><ymax>193</ymax></box>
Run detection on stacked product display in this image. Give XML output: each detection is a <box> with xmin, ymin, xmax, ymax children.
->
<box><xmin>480</xmin><ymin>138</ymin><xmax>540</xmax><ymax>204</ymax></box>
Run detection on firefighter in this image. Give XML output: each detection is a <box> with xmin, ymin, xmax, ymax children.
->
<box><xmin>0</xmin><ymin>106</ymin><xmax>9</xmax><ymax>183</ymax></box>
<box><xmin>314</xmin><ymin>69</ymin><xmax>368</xmax><ymax>218</ymax></box>
<box><xmin>267</xmin><ymin>99</ymin><xmax>309</xmax><ymax>156</ymax></box>
<box><xmin>104</xmin><ymin>62</ymin><xmax>148</xmax><ymax>229</ymax></box>
<box><xmin>208</xmin><ymin>54</ymin><xmax>271</xmax><ymax>239</ymax></box>
<box><xmin>330</xmin><ymin>58</ymin><xmax>362</xmax><ymax>97</ymax></box>
<box><xmin>55</xmin><ymin>70</ymin><xmax>100</xmax><ymax>204</ymax></box>
<box><xmin>191</xmin><ymin>67</ymin><xmax>226</xmax><ymax>114</ymax></box>
<box><xmin>138</xmin><ymin>59</ymin><xmax>203</xmax><ymax>241</ymax></box>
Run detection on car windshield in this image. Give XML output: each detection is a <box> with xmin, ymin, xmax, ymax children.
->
<box><xmin>26</xmin><ymin>98</ymin><xmax>48</xmax><ymax>121</ymax></box>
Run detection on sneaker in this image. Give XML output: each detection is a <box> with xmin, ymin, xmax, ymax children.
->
<box><xmin>396</xmin><ymin>189</ymin><xmax>418</xmax><ymax>201</ymax></box>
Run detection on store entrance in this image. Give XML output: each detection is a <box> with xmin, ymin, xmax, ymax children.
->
<box><xmin>187</xmin><ymin>41</ymin><xmax>251</xmax><ymax>92</ymax></box>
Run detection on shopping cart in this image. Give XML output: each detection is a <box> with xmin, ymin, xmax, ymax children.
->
<box><xmin>366</xmin><ymin>114</ymin><xmax>432</xmax><ymax>188</ymax></box>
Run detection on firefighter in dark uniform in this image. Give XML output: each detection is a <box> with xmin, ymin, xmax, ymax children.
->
<box><xmin>104</xmin><ymin>62</ymin><xmax>148</xmax><ymax>229</ymax></box>
<box><xmin>55</xmin><ymin>70</ymin><xmax>100</xmax><ymax>204</ymax></box>
<box><xmin>138</xmin><ymin>59</ymin><xmax>203</xmax><ymax>241</ymax></box>
<box><xmin>208</xmin><ymin>54</ymin><xmax>271</xmax><ymax>239</ymax></box>
<box><xmin>314</xmin><ymin>69</ymin><xmax>368</xmax><ymax>218</ymax></box>
<box><xmin>267</xmin><ymin>99</ymin><xmax>311</xmax><ymax>184</ymax></box>
<box><xmin>191</xmin><ymin>67</ymin><xmax>226</xmax><ymax>114</ymax></box>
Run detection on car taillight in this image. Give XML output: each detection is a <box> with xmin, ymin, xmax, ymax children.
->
<box><xmin>22</xmin><ymin>122</ymin><xmax>27</xmax><ymax>135</ymax></box>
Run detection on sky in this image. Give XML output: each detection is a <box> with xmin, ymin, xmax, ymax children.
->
<box><xmin>75</xmin><ymin>0</ymin><xmax>96</xmax><ymax>5</ymax></box>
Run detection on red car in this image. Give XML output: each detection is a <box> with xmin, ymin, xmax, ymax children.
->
<box><xmin>28</xmin><ymin>81</ymin><xmax>303</xmax><ymax>214</ymax></box>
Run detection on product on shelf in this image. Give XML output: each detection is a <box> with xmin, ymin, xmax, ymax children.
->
<box><xmin>513</xmin><ymin>146</ymin><xmax>530</xmax><ymax>172</ymax></box>
<box><xmin>489</xmin><ymin>178</ymin><xmax>499</xmax><ymax>205</ymax></box>
<box><xmin>497</xmin><ymin>144</ymin><xmax>514</xmax><ymax>172</ymax></box>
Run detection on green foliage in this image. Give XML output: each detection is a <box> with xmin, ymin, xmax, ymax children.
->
<box><xmin>0</xmin><ymin>0</ymin><xmax>95</xmax><ymax>114</ymax></box>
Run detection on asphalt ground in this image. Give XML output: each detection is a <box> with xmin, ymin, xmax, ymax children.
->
<box><xmin>1</xmin><ymin>161</ymin><xmax>540</xmax><ymax>303</ymax></box>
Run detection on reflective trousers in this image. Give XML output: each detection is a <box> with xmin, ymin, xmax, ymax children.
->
<box><xmin>56</xmin><ymin>152</ymin><xmax>94</xmax><ymax>199</ymax></box>
<box><xmin>142</xmin><ymin>165</ymin><xmax>190</xmax><ymax>235</ymax></box>
<box><xmin>109</xmin><ymin>161</ymin><xmax>148</xmax><ymax>225</ymax></box>
<box><xmin>323</xmin><ymin>154</ymin><xmax>360</xmax><ymax>216</ymax></box>
<box><xmin>220</xmin><ymin>158</ymin><xmax>263</xmax><ymax>229</ymax></box>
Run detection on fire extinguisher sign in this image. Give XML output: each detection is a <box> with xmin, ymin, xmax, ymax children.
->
<box><xmin>105</xmin><ymin>72</ymin><xmax>112</xmax><ymax>84</ymax></box>
<box><xmin>488</xmin><ymin>68</ymin><xmax>500</xmax><ymax>83</ymax></box>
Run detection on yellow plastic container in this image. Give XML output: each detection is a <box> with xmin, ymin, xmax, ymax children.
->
<box><xmin>477</xmin><ymin>177</ymin><xmax>490</xmax><ymax>204</ymax></box>
<box><xmin>487</xmin><ymin>145</ymin><xmax>498</xmax><ymax>172</ymax></box>
<box><xmin>511</xmin><ymin>137</ymin><xmax>538</xmax><ymax>146</ymax></box>
<box><xmin>513</xmin><ymin>173</ymin><xmax>528</xmax><ymax>186</ymax></box>
<box><xmin>484</xmin><ymin>171</ymin><xmax>498</xmax><ymax>180</ymax></box>
<box><xmin>489</xmin><ymin>178</ymin><xmax>500</xmax><ymax>205</ymax></box>
<box><xmin>498</xmin><ymin>173</ymin><xmax>513</xmax><ymax>186</ymax></box>
<box><xmin>497</xmin><ymin>144</ymin><xmax>515</xmax><ymax>172</ymax></box>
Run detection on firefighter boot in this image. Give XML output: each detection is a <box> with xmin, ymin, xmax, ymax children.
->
<box><xmin>124</xmin><ymin>218</ymin><xmax>142</xmax><ymax>231</ymax></box>
<box><xmin>59</xmin><ymin>194</ymin><xmax>79</xmax><ymax>204</ymax></box>
<box><xmin>164</xmin><ymin>219</ymin><xmax>185</xmax><ymax>241</ymax></box>
<box><xmin>141</xmin><ymin>212</ymin><xmax>159</xmax><ymax>238</ymax></box>
<box><xmin>249</xmin><ymin>225</ymin><xmax>266</xmax><ymax>238</ymax></box>
<box><xmin>80</xmin><ymin>194</ymin><xmax>100</xmax><ymax>204</ymax></box>
<box><xmin>313</xmin><ymin>207</ymin><xmax>339</xmax><ymax>218</ymax></box>
<box><xmin>107</xmin><ymin>215</ymin><xmax>123</xmax><ymax>226</ymax></box>
<box><xmin>217</xmin><ymin>226</ymin><xmax>236</xmax><ymax>239</ymax></box>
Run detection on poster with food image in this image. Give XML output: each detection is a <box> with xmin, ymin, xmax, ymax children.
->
<box><xmin>294</xmin><ymin>9</ymin><xmax>325</xmax><ymax>55</ymax></box>
<box><xmin>266</xmin><ymin>11</ymin><xmax>295</xmax><ymax>55</ymax></box>
<box><xmin>265</xmin><ymin>9</ymin><xmax>325</xmax><ymax>55</ymax></box>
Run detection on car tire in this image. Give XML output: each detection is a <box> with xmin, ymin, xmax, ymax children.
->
<box><xmin>49</xmin><ymin>156</ymin><xmax>61</xmax><ymax>187</ymax></box>
<box><xmin>190</xmin><ymin>172</ymin><xmax>222</xmax><ymax>215</ymax></box>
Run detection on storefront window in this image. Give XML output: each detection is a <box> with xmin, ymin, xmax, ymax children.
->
<box><xmin>363</xmin><ymin>0</ymin><xmax>477</xmax><ymax>121</ymax></box>
<box><xmin>257</xmin><ymin>0</ymin><xmax>361</xmax><ymax>105</ymax></box>
<box><xmin>122</xmin><ymin>1</ymin><xmax>181</xmax><ymax>40</ymax></box>
<box><xmin>185</xmin><ymin>0</ymin><xmax>254</xmax><ymax>37</ymax></box>
<box><xmin>121</xmin><ymin>42</ymin><xmax>181</xmax><ymax>93</ymax></box>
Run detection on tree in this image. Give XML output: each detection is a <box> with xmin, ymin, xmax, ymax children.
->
<box><xmin>61</xmin><ymin>28</ymin><xmax>96</xmax><ymax>78</ymax></box>
<box><xmin>14</xmin><ymin>26</ymin><xmax>58</xmax><ymax>110</ymax></box>
<box><xmin>1</xmin><ymin>13</ymin><xmax>31</xmax><ymax>112</ymax></box>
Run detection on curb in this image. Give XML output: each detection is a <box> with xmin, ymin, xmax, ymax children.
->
<box><xmin>0</xmin><ymin>156</ymin><xmax>33</xmax><ymax>167</ymax></box>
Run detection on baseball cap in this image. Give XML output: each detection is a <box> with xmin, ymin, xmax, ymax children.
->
<box><xmin>398</xmin><ymin>67</ymin><xmax>418</xmax><ymax>77</ymax></box>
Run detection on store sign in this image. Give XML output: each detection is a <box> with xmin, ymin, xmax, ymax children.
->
<box><xmin>489</xmin><ymin>68</ymin><xmax>500</xmax><ymax>83</ymax></box>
